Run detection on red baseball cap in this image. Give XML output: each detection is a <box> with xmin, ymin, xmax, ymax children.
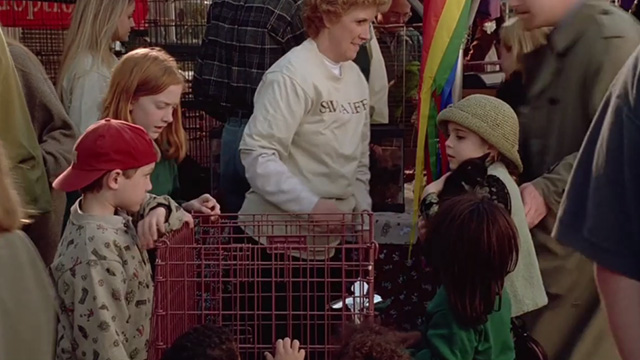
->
<box><xmin>53</xmin><ymin>118</ymin><xmax>159</xmax><ymax>192</ymax></box>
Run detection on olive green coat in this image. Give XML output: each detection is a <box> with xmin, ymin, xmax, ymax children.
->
<box><xmin>518</xmin><ymin>2</ymin><xmax>640</xmax><ymax>359</ymax></box>
<box><xmin>0</xmin><ymin>30</ymin><xmax>51</xmax><ymax>216</ymax></box>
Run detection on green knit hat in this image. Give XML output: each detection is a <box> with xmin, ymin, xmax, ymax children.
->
<box><xmin>437</xmin><ymin>94</ymin><xmax>523</xmax><ymax>172</ymax></box>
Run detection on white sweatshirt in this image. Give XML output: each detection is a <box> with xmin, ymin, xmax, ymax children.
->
<box><xmin>239</xmin><ymin>39</ymin><xmax>372</xmax><ymax>259</ymax></box>
<box><xmin>61</xmin><ymin>53</ymin><xmax>116</xmax><ymax>134</ymax></box>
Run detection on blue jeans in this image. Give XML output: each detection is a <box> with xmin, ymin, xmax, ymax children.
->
<box><xmin>219</xmin><ymin>118</ymin><xmax>251</xmax><ymax>214</ymax></box>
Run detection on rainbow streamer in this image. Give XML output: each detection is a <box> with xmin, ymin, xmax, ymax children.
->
<box><xmin>410</xmin><ymin>0</ymin><xmax>472</xmax><ymax>251</ymax></box>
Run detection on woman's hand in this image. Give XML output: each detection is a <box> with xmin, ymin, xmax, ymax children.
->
<box><xmin>265</xmin><ymin>338</ymin><xmax>305</xmax><ymax>360</ymax></box>
<box><xmin>182</xmin><ymin>194</ymin><xmax>221</xmax><ymax>221</ymax></box>
<box><xmin>311</xmin><ymin>199</ymin><xmax>344</xmax><ymax>233</ymax></box>
<box><xmin>423</xmin><ymin>172</ymin><xmax>451</xmax><ymax>197</ymax></box>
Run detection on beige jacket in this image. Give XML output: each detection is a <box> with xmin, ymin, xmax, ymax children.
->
<box><xmin>489</xmin><ymin>162</ymin><xmax>547</xmax><ymax>316</ymax></box>
<box><xmin>0</xmin><ymin>231</ymin><xmax>56</xmax><ymax>360</ymax></box>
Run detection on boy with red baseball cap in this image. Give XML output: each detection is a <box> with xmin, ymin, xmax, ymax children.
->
<box><xmin>50</xmin><ymin>119</ymin><xmax>192</xmax><ymax>360</ymax></box>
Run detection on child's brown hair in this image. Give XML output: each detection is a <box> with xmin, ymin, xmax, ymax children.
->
<box><xmin>161</xmin><ymin>324</ymin><xmax>239</xmax><ymax>360</ymax></box>
<box><xmin>424</xmin><ymin>193</ymin><xmax>519</xmax><ymax>327</ymax></box>
<box><xmin>80</xmin><ymin>168</ymin><xmax>139</xmax><ymax>194</ymax></box>
<box><xmin>335</xmin><ymin>322</ymin><xmax>410</xmax><ymax>360</ymax></box>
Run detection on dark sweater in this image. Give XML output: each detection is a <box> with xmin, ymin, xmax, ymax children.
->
<box><xmin>495</xmin><ymin>71</ymin><xmax>527</xmax><ymax>112</ymax></box>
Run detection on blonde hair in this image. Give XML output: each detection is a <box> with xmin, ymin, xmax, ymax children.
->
<box><xmin>102</xmin><ymin>47</ymin><xmax>187</xmax><ymax>162</ymax></box>
<box><xmin>56</xmin><ymin>0</ymin><xmax>133</xmax><ymax>95</ymax></box>
<box><xmin>304</xmin><ymin>0</ymin><xmax>390</xmax><ymax>38</ymax></box>
<box><xmin>0</xmin><ymin>142</ymin><xmax>26</xmax><ymax>233</ymax></box>
<box><xmin>500</xmin><ymin>18</ymin><xmax>551</xmax><ymax>73</ymax></box>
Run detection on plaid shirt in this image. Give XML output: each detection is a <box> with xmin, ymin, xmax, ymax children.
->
<box><xmin>193</xmin><ymin>0</ymin><xmax>307</xmax><ymax>120</ymax></box>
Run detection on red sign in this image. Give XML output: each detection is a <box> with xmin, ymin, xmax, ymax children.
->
<box><xmin>0</xmin><ymin>0</ymin><xmax>148</xmax><ymax>29</ymax></box>
<box><xmin>0</xmin><ymin>1</ymin><xmax>74</xmax><ymax>29</ymax></box>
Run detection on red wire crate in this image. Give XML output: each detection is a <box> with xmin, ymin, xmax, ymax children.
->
<box><xmin>150</xmin><ymin>212</ymin><xmax>378</xmax><ymax>360</ymax></box>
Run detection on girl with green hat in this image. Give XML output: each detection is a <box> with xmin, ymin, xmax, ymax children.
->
<box><xmin>418</xmin><ymin>94</ymin><xmax>547</xmax><ymax>318</ymax></box>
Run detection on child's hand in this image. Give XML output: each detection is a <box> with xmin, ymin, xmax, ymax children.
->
<box><xmin>137</xmin><ymin>207</ymin><xmax>167</xmax><ymax>250</ymax></box>
<box><xmin>418</xmin><ymin>217</ymin><xmax>428</xmax><ymax>243</ymax></box>
<box><xmin>180</xmin><ymin>210</ymin><xmax>195</xmax><ymax>229</ymax></box>
<box><xmin>182</xmin><ymin>194</ymin><xmax>221</xmax><ymax>221</ymax></box>
<box><xmin>265</xmin><ymin>338</ymin><xmax>305</xmax><ymax>360</ymax></box>
<box><xmin>396</xmin><ymin>331</ymin><xmax>422</xmax><ymax>348</ymax></box>
<box><xmin>423</xmin><ymin>172</ymin><xmax>451</xmax><ymax>196</ymax></box>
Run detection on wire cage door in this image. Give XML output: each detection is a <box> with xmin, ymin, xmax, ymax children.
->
<box><xmin>151</xmin><ymin>212</ymin><xmax>378</xmax><ymax>360</ymax></box>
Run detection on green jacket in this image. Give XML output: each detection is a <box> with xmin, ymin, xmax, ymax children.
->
<box><xmin>412</xmin><ymin>288</ymin><xmax>514</xmax><ymax>360</ymax></box>
<box><xmin>0</xmin><ymin>30</ymin><xmax>51</xmax><ymax>215</ymax></box>
<box><xmin>150</xmin><ymin>156</ymin><xmax>180</xmax><ymax>200</ymax></box>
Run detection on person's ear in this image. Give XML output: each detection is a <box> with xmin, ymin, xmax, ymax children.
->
<box><xmin>105</xmin><ymin>169</ymin><xmax>124</xmax><ymax>190</ymax></box>
<box><xmin>322</xmin><ymin>13</ymin><xmax>337</xmax><ymax>28</ymax></box>
<box><xmin>128</xmin><ymin>99</ymin><xmax>137</xmax><ymax>114</ymax></box>
<box><xmin>485</xmin><ymin>147</ymin><xmax>499</xmax><ymax>164</ymax></box>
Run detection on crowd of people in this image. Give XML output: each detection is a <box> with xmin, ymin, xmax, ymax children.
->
<box><xmin>2</xmin><ymin>0</ymin><xmax>640</xmax><ymax>359</ymax></box>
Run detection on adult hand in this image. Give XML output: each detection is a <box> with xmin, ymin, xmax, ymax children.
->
<box><xmin>264</xmin><ymin>338</ymin><xmax>306</xmax><ymax>360</ymax></box>
<box><xmin>520</xmin><ymin>182</ymin><xmax>549</xmax><ymax>229</ymax></box>
<box><xmin>311</xmin><ymin>199</ymin><xmax>344</xmax><ymax>233</ymax></box>
<box><xmin>311</xmin><ymin>199</ymin><xmax>344</xmax><ymax>222</ymax></box>
<box><xmin>423</xmin><ymin>172</ymin><xmax>451</xmax><ymax>196</ymax></box>
<box><xmin>182</xmin><ymin>194</ymin><xmax>221</xmax><ymax>221</ymax></box>
<box><xmin>137</xmin><ymin>207</ymin><xmax>167</xmax><ymax>250</ymax></box>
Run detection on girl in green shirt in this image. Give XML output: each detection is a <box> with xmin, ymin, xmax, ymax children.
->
<box><xmin>406</xmin><ymin>194</ymin><xmax>518</xmax><ymax>360</ymax></box>
<box><xmin>102</xmin><ymin>47</ymin><xmax>220</xmax><ymax>221</ymax></box>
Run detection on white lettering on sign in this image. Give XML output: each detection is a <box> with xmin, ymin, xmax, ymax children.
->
<box><xmin>28</xmin><ymin>1</ymin><xmax>42</xmax><ymax>20</ymax></box>
<box><xmin>43</xmin><ymin>2</ymin><xmax>58</xmax><ymax>12</ymax></box>
<box><xmin>0</xmin><ymin>1</ymin><xmax>75</xmax><ymax>19</ymax></box>
<box><xmin>13</xmin><ymin>1</ymin><xmax>27</xmax><ymax>12</ymax></box>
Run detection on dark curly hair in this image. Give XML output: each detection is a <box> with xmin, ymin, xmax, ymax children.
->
<box><xmin>161</xmin><ymin>324</ymin><xmax>239</xmax><ymax>360</ymax></box>
<box><xmin>334</xmin><ymin>322</ymin><xmax>411</xmax><ymax>360</ymax></box>
<box><xmin>425</xmin><ymin>193</ymin><xmax>518</xmax><ymax>328</ymax></box>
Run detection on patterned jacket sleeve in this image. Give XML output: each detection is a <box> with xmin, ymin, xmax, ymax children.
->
<box><xmin>420</xmin><ymin>192</ymin><xmax>440</xmax><ymax>219</ymax></box>
<box><xmin>68</xmin><ymin>260</ymin><xmax>132</xmax><ymax>360</ymax></box>
<box><xmin>137</xmin><ymin>193</ymin><xmax>187</xmax><ymax>232</ymax></box>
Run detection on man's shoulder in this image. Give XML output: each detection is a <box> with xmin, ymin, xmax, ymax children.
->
<box><xmin>209</xmin><ymin>0</ymin><xmax>303</xmax><ymax>25</ymax></box>
<box><xmin>586</xmin><ymin>2</ymin><xmax>640</xmax><ymax>40</ymax></box>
